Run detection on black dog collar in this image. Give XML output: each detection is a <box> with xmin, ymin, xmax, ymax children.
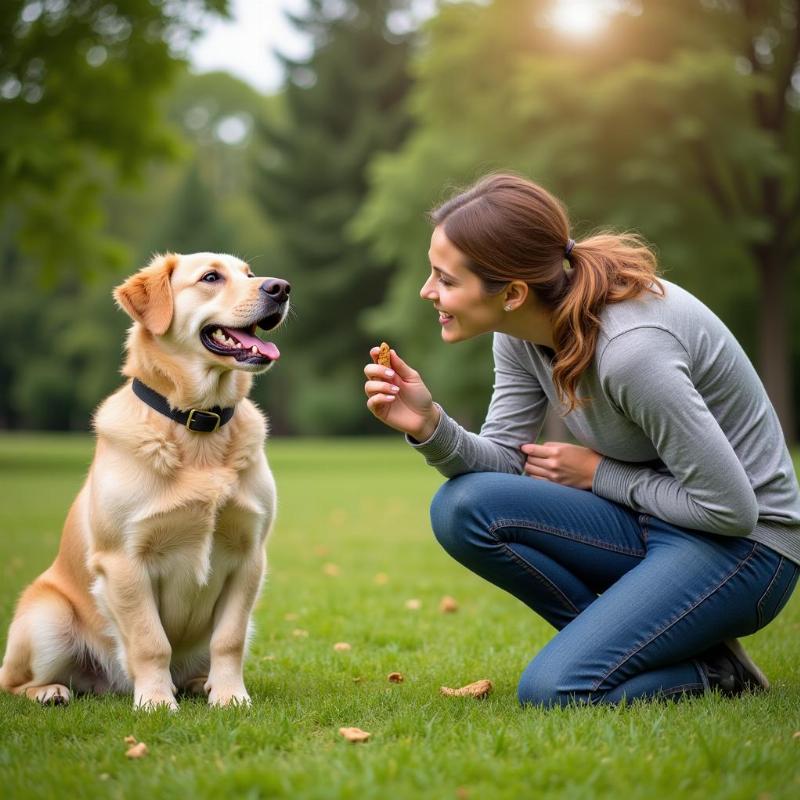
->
<box><xmin>132</xmin><ymin>378</ymin><xmax>235</xmax><ymax>433</ymax></box>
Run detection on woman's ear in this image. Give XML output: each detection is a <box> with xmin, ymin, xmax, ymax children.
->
<box><xmin>114</xmin><ymin>254</ymin><xmax>178</xmax><ymax>335</ymax></box>
<box><xmin>502</xmin><ymin>280</ymin><xmax>529</xmax><ymax>312</ymax></box>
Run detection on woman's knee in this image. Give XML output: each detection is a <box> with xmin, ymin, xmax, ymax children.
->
<box><xmin>517</xmin><ymin>654</ymin><xmax>590</xmax><ymax>709</ymax></box>
<box><xmin>429</xmin><ymin>474</ymin><xmax>492</xmax><ymax>561</ymax></box>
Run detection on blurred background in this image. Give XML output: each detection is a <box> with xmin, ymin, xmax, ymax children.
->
<box><xmin>0</xmin><ymin>0</ymin><xmax>798</xmax><ymax>441</ymax></box>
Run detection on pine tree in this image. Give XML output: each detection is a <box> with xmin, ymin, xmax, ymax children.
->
<box><xmin>253</xmin><ymin>0</ymin><xmax>413</xmax><ymax>434</ymax></box>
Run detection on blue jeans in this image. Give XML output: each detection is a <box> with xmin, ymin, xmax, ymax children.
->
<box><xmin>430</xmin><ymin>473</ymin><xmax>799</xmax><ymax>707</ymax></box>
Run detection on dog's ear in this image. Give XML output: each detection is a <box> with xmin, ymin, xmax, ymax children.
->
<box><xmin>114</xmin><ymin>254</ymin><xmax>178</xmax><ymax>335</ymax></box>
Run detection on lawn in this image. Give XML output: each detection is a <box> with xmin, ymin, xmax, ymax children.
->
<box><xmin>0</xmin><ymin>434</ymin><xmax>798</xmax><ymax>799</ymax></box>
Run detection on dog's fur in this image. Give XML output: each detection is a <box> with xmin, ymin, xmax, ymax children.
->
<box><xmin>0</xmin><ymin>253</ymin><xmax>288</xmax><ymax>709</ymax></box>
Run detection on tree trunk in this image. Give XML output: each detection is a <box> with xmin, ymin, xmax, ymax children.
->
<box><xmin>755</xmin><ymin>245</ymin><xmax>796</xmax><ymax>442</ymax></box>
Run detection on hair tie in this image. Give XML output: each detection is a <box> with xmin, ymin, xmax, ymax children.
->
<box><xmin>565</xmin><ymin>238</ymin><xmax>575</xmax><ymax>258</ymax></box>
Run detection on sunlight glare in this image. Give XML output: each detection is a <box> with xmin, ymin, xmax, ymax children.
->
<box><xmin>551</xmin><ymin>0</ymin><xmax>609</xmax><ymax>38</ymax></box>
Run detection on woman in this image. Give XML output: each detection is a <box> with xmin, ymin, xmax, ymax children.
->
<box><xmin>363</xmin><ymin>173</ymin><xmax>800</xmax><ymax>707</ymax></box>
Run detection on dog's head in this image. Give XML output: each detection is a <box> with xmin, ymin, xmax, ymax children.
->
<box><xmin>114</xmin><ymin>253</ymin><xmax>290</xmax><ymax>374</ymax></box>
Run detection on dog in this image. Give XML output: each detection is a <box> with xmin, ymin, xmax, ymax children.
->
<box><xmin>0</xmin><ymin>253</ymin><xmax>289</xmax><ymax>709</ymax></box>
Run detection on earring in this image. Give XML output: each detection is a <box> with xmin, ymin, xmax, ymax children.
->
<box><xmin>504</xmin><ymin>304</ymin><xmax>513</xmax><ymax>312</ymax></box>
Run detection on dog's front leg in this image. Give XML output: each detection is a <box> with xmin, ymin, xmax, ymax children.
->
<box><xmin>206</xmin><ymin>546</ymin><xmax>266</xmax><ymax>707</ymax></box>
<box><xmin>92</xmin><ymin>553</ymin><xmax>178</xmax><ymax>711</ymax></box>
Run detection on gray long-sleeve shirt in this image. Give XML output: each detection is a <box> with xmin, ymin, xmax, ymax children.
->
<box><xmin>410</xmin><ymin>279</ymin><xmax>800</xmax><ymax>564</ymax></box>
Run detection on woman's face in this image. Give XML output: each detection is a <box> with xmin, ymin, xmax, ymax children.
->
<box><xmin>420</xmin><ymin>226</ymin><xmax>505</xmax><ymax>343</ymax></box>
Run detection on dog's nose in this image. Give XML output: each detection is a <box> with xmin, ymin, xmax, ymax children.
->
<box><xmin>260</xmin><ymin>278</ymin><xmax>291</xmax><ymax>304</ymax></box>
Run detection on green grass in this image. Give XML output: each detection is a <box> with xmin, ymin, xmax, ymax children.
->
<box><xmin>0</xmin><ymin>434</ymin><xmax>798</xmax><ymax>800</ymax></box>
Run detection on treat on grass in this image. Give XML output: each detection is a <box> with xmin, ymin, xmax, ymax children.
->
<box><xmin>339</xmin><ymin>726</ymin><xmax>370</xmax><ymax>743</ymax></box>
<box><xmin>440</xmin><ymin>679</ymin><xmax>493</xmax><ymax>699</ymax></box>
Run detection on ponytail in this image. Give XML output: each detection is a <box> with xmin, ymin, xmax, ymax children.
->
<box><xmin>552</xmin><ymin>233</ymin><xmax>662</xmax><ymax>412</ymax></box>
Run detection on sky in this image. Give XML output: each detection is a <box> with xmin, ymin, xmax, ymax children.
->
<box><xmin>188</xmin><ymin>0</ymin><xmax>619</xmax><ymax>95</ymax></box>
<box><xmin>189</xmin><ymin>0</ymin><xmax>311</xmax><ymax>94</ymax></box>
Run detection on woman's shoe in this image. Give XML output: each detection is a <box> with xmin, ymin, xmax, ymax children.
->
<box><xmin>702</xmin><ymin>639</ymin><xmax>770</xmax><ymax>695</ymax></box>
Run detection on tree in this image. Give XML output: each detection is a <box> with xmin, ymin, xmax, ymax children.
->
<box><xmin>0</xmin><ymin>0</ymin><xmax>229</xmax><ymax>278</ymax></box>
<box><xmin>253</xmin><ymin>0</ymin><xmax>413</xmax><ymax>434</ymax></box>
<box><xmin>357</xmin><ymin>0</ymin><xmax>800</xmax><ymax>440</ymax></box>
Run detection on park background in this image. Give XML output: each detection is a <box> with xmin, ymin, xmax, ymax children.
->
<box><xmin>2</xmin><ymin>2</ymin><xmax>800</xmax><ymax>799</ymax></box>
<box><xmin>1</xmin><ymin>0</ymin><xmax>798</xmax><ymax>441</ymax></box>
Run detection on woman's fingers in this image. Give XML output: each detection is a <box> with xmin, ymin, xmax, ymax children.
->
<box><xmin>387</xmin><ymin>349</ymin><xmax>418</xmax><ymax>380</ymax></box>
<box><xmin>364</xmin><ymin>362</ymin><xmax>395</xmax><ymax>380</ymax></box>
<box><xmin>524</xmin><ymin>461</ymin><xmax>551</xmax><ymax>479</ymax></box>
<box><xmin>366</xmin><ymin>394</ymin><xmax>396</xmax><ymax>414</ymax></box>
<box><xmin>364</xmin><ymin>380</ymin><xmax>400</xmax><ymax>398</ymax></box>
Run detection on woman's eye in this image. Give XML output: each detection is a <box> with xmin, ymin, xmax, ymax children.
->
<box><xmin>201</xmin><ymin>271</ymin><xmax>221</xmax><ymax>283</ymax></box>
<box><xmin>438</xmin><ymin>276</ymin><xmax>453</xmax><ymax>287</ymax></box>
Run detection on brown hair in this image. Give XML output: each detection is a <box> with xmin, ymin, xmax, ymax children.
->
<box><xmin>430</xmin><ymin>173</ymin><xmax>663</xmax><ymax>412</ymax></box>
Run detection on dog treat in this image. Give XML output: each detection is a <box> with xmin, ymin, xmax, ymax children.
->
<box><xmin>387</xmin><ymin>672</ymin><xmax>404</xmax><ymax>683</ymax></box>
<box><xmin>439</xmin><ymin>679</ymin><xmax>493</xmax><ymax>699</ymax></box>
<box><xmin>439</xmin><ymin>595</ymin><xmax>459</xmax><ymax>613</ymax></box>
<box><xmin>339</xmin><ymin>726</ymin><xmax>371</xmax><ymax>743</ymax></box>
<box><xmin>377</xmin><ymin>342</ymin><xmax>391</xmax><ymax>367</ymax></box>
<box><xmin>125</xmin><ymin>742</ymin><xmax>149</xmax><ymax>758</ymax></box>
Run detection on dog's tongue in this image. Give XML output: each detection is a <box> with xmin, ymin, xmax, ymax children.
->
<box><xmin>224</xmin><ymin>327</ymin><xmax>280</xmax><ymax>360</ymax></box>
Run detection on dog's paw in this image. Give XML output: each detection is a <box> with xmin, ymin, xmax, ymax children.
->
<box><xmin>207</xmin><ymin>685</ymin><xmax>251</xmax><ymax>708</ymax></box>
<box><xmin>27</xmin><ymin>684</ymin><xmax>71</xmax><ymax>705</ymax></box>
<box><xmin>134</xmin><ymin>688</ymin><xmax>179</xmax><ymax>712</ymax></box>
<box><xmin>136</xmin><ymin>434</ymin><xmax>181</xmax><ymax>475</ymax></box>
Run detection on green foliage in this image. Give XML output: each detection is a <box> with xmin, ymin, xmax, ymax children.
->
<box><xmin>1</xmin><ymin>435</ymin><xmax>799</xmax><ymax>798</ymax></box>
<box><xmin>0</xmin><ymin>68</ymin><xmax>284</xmax><ymax>430</ymax></box>
<box><xmin>357</xmin><ymin>0</ymin><xmax>800</xmax><ymax>434</ymax></box>
<box><xmin>0</xmin><ymin>0</ymin><xmax>230</xmax><ymax>277</ymax></box>
<box><xmin>253</xmin><ymin>0</ymin><xmax>413</xmax><ymax>434</ymax></box>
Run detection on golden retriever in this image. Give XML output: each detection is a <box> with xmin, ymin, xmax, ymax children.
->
<box><xmin>0</xmin><ymin>252</ymin><xmax>289</xmax><ymax>709</ymax></box>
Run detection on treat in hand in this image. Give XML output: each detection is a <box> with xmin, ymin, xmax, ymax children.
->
<box><xmin>377</xmin><ymin>342</ymin><xmax>391</xmax><ymax>367</ymax></box>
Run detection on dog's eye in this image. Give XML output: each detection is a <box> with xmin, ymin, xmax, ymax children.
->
<box><xmin>201</xmin><ymin>271</ymin><xmax>222</xmax><ymax>283</ymax></box>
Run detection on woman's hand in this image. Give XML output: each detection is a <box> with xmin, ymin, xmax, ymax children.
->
<box><xmin>364</xmin><ymin>347</ymin><xmax>440</xmax><ymax>440</ymax></box>
<box><xmin>520</xmin><ymin>442</ymin><xmax>602</xmax><ymax>490</ymax></box>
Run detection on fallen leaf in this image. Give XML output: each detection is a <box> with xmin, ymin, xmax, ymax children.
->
<box><xmin>374</xmin><ymin>572</ymin><xmax>390</xmax><ymax>585</ymax></box>
<box><xmin>292</xmin><ymin>628</ymin><xmax>309</xmax><ymax>638</ymax></box>
<box><xmin>405</xmin><ymin>598</ymin><xmax>422</xmax><ymax>610</ymax></box>
<box><xmin>339</xmin><ymin>726</ymin><xmax>370</xmax><ymax>743</ymax></box>
<box><xmin>456</xmin><ymin>788</ymin><xmax>470</xmax><ymax>800</ymax></box>
<box><xmin>333</xmin><ymin>642</ymin><xmax>352</xmax><ymax>651</ymax></box>
<box><xmin>387</xmin><ymin>672</ymin><xmax>404</xmax><ymax>683</ymax></box>
<box><xmin>125</xmin><ymin>742</ymin><xmax>149</xmax><ymax>759</ymax></box>
<box><xmin>323</xmin><ymin>563</ymin><xmax>340</xmax><ymax>577</ymax></box>
<box><xmin>793</xmin><ymin>731</ymin><xmax>800</xmax><ymax>739</ymax></box>
<box><xmin>439</xmin><ymin>595</ymin><xmax>459</xmax><ymax>613</ymax></box>
<box><xmin>352</xmin><ymin>677</ymin><xmax>363</xmax><ymax>683</ymax></box>
<box><xmin>440</xmin><ymin>679</ymin><xmax>493</xmax><ymax>699</ymax></box>
<box><xmin>313</xmin><ymin>545</ymin><xmax>330</xmax><ymax>557</ymax></box>
<box><xmin>123</xmin><ymin>735</ymin><xmax>137</xmax><ymax>745</ymax></box>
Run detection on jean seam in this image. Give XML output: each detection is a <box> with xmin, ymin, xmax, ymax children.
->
<box><xmin>638</xmin><ymin>515</ymin><xmax>649</xmax><ymax>546</ymax></box>
<box><xmin>660</xmin><ymin>682</ymin><xmax>703</xmax><ymax>697</ymax></box>
<box><xmin>488</xmin><ymin>518</ymin><xmax>645</xmax><ymax>558</ymax></box>
<box><xmin>761</xmin><ymin>562</ymin><xmax>797</xmax><ymax>629</ymax></box>
<box><xmin>487</xmin><ymin>529</ymin><xmax>582</xmax><ymax>616</ymax></box>
<box><xmin>592</xmin><ymin>541</ymin><xmax>759</xmax><ymax>692</ymax></box>
<box><xmin>756</xmin><ymin>553</ymin><xmax>785</xmax><ymax>629</ymax></box>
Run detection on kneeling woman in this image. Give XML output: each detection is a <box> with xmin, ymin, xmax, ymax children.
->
<box><xmin>363</xmin><ymin>173</ymin><xmax>800</xmax><ymax>706</ymax></box>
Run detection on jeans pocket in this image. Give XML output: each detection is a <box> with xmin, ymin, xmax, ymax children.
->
<box><xmin>756</xmin><ymin>556</ymin><xmax>800</xmax><ymax>629</ymax></box>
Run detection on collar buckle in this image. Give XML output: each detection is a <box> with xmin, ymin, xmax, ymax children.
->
<box><xmin>186</xmin><ymin>408</ymin><xmax>222</xmax><ymax>433</ymax></box>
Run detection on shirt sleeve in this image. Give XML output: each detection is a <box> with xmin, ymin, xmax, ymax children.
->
<box><xmin>408</xmin><ymin>334</ymin><xmax>549</xmax><ymax>477</ymax></box>
<box><xmin>592</xmin><ymin>326</ymin><xmax>759</xmax><ymax>536</ymax></box>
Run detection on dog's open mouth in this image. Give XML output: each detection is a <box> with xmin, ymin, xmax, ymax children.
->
<box><xmin>200</xmin><ymin>323</ymin><xmax>280</xmax><ymax>364</ymax></box>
